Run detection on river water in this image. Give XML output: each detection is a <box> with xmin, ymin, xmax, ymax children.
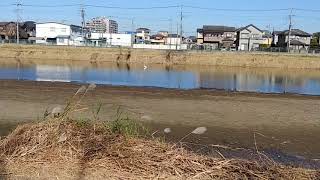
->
<box><xmin>1</xmin><ymin>61</ymin><xmax>320</xmax><ymax>168</ymax></box>
<box><xmin>0</xmin><ymin>62</ymin><xmax>320</xmax><ymax>95</ymax></box>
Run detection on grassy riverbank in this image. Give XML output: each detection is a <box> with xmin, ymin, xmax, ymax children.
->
<box><xmin>1</xmin><ymin>44</ymin><xmax>320</xmax><ymax>69</ymax></box>
<box><xmin>1</xmin><ymin>119</ymin><xmax>319</xmax><ymax>179</ymax></box>
<box><xmin>0</xmin><ymin>82</ymin><xmax>319</xmax><ymax>179</ymax></box>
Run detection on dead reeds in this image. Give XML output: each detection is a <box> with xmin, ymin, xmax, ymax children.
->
<box><xmin>0</xmin><ymin>119</ymin><xmax>318</xmax><ymax>179</ymax></box>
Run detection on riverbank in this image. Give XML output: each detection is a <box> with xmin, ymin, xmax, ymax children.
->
<box><xmin>0</xmin><ymin>117</ymin><xmax>318</xmax><ymax>179</ymax></box>
<box><xmin>1</xmin><ymin>80</ymin><xmax>320</xmax><ymax>162</ymax></box>
<box><xmin>1</xmin><ymin>44</ymin><xmax>320</xmax><ymax>69</ymax></box>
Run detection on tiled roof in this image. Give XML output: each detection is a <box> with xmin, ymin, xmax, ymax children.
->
<box><xmin>203</xmin><ymin>25</ymin><xmax>236</xmax><ymax>32</ymax></box>
<box><xmin>236</xmin><ymin>24</ymin><xmax>263</xmax><ymax>33</ymax></box>
<box><xmin>279</xmin><ymin>29</ymin><xmax>311</xmax><ymax>37</ymax></box>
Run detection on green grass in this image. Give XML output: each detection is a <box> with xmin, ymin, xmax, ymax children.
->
<box><xmin>107</xmin><ymin>108</ymin><xmax>149</xmax><ymax>137</ymax></box>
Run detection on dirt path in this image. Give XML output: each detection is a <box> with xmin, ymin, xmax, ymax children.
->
<box><xmin>1</xmin><ymin>80</ymin><xmax>320</xmax><ymax>160</ymax></box>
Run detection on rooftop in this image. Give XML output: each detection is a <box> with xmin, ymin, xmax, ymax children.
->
<box><xmin>279</xmin><ymin>29</ymin><xmax>311</xmax><ymax>37</ymax></box>
<box><xmin>203</xmin><ymin>25</ymin><xmax>236</xmax><ymax>33</ymax></box>
<box><xmin>236</xmin><ymin>24</ymin><xmax>263</xmax><ymax>33</ymax></box>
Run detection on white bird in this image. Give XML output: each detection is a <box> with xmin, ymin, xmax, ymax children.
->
<box><xmin>144</xmin><ymin>65</ymin><xmax>148</xmax><ymax>70</ymax></box>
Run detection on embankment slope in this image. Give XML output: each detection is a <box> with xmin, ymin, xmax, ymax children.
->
<box><xmin>1</xmin><ymin>44</ymin><xmax>320</xmax><ymax>68</ymax></box>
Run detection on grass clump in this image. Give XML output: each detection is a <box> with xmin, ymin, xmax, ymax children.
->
<box><xmin>107</xmin><ymin>107</ymin><xmax>149</xmax><ymax>137</ymax></box>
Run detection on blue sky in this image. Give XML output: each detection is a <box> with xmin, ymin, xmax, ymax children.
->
<box><xmin>1</xmin><ymin>0</ymin><xmax>320</xmax><ymax>35</ymax></box>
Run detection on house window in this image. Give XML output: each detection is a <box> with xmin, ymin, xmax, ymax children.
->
<box><xmin>252</xmin><ymin>34</ymin><xmax>260</xmax><ymax>38</ymax></box>
<box><xmin>61</xmin><ymin>28</ymin><xmax>67</xmax><ymax>33</ymax></box>
<box><xmin>58</xmin><ymin>38</ymin><xmax>64</xmax><ymax>43</ymax></box>
<box><xmin>241</xmin><ymin>33</ymin><xmax>249</xmax><ymax>38</ymax></box>
<box><xmin>50</xmin><ymin>27</ymin><xmax>56</xmax><ymax>32</ymax></box>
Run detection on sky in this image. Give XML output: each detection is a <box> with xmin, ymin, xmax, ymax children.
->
<box><xmin>1</xmin><ymin>0</ymin><xmax>320</xmax><ymax>36</ymax></box>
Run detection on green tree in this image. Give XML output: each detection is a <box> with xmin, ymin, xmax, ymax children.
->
<box><xmin>311</xmin><ymin>32</ymin><xmax>320</xmax><ymax>49</ymax></box>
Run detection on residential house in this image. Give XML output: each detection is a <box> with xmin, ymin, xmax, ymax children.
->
<box><xmin>272</xmin><ymin>31</ymin><xmax>282</xmax><ymax>46</ymax></box>
<box><xmin>165</xmin><ymin>34</ymin><xmax>182</xmax><ymax>45</ymax></box>
<box><xmin>236</xmin><ymin>24</ymin><xmax>264</xmax><ymax>51</ymax></box>
<box><xmin>197</xmin><ymin>25</ymin><xmax>236</xmax><ymax>49</ymax></box>
<box><xmin>0</xmin><ymin>22</ymin><xmax>29</xmax><ymax>41</ymax></box>
<box><xmin>36</xmin><ymin>22</ymin><xmax>83</xmax><ymax>46</ymax></box>
<box><xmin>261</xmin><ymin>30</ymin><xmax>273</xmax><ymax>47</ymax></box>
<box><xmin>88</xmin><ymin>33</ymin><xmax>134</xmax><ymax>47</ymax></box>
<box><xmin>196</xmin><ymin>28</ymin><xmax>203</xmax><ymax>44</ymax></box>
<box><xmin>184</xmin><ymin>36</ymin><xmax>196</xmax><ymax>44</ymax></box>
<box><xmin>150</xmin><ymin>33</ymin><xmax>166</xmax><ymax>44</ymax></box>
<box><xmin>277</xmin><ymin>29</ymin><xmax>312</xmax><ymax>51</ymax></box>
<box><xmin>136</xmin><ymin>28</ymin><xmax>151</xmax><ymax>44</ymax></box>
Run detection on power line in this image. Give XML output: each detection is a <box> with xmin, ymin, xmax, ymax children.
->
<box><xmin>184</xmin><ymin>5</ymin><xmax>292</xmax><ymax>12</ymax></box>
<box><xmin>8</xmin><ymin>3</ymin><xmax>320</xmax><ymax>12</ymax></box>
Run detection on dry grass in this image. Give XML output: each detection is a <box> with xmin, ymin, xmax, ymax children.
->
<box><xmin>0</xmin><ymin>119</ymin><xmax>318</xmax><ymax>180</ymax></box>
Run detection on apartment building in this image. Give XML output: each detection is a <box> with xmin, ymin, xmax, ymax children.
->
<box><xmin>86</xmin><ymin>17</ymin><xmax>118</xmax><ymax>34</ymax></box>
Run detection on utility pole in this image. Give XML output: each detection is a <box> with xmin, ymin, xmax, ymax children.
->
<box><xmin>16</xmin><ymin>0</ymin><xmax>22</xmax><ymax>44</ymax></box>
<box><xmin>169</xmin><ymin>18</ymin><xmax>173</xmax><ymax>49</ymax></box>
<box><xmin>180</xmin><ymin>5</ymin><xmax>183</xmax><ymax>46</ymax></box>
<box><xmin>80</xmin><ymin>2</ymin><xmax>86</xmax><ymax>39</ymax></box>
<box><xmin>288</xmin><ymin>9</ymin><xmax>294</xmax><ymax>53</ymax></box>
<box><xmin>176</xmin><ymin>23</ymin><xmax>179</xmax><ymax>50</ymax></box>
<box><xmin>131</xmin><ymin>18</ymin><xmax>135</xmax><ymax>33</ymax></box>
<box><xmin>131</xmin><ymin>18</ymin><xmax>134</xmax><ymax>48</ymax></box>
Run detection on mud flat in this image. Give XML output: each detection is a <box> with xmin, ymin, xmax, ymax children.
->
<box><xmin>1</xmin><ymin>44</ymin><xmax>320</xmax><ymax>69</ymax></box>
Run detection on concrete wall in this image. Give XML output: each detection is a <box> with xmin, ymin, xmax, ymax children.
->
<box><xmin>1</xmin><ymin>44</ymin><xmax>320</xmax><ymax>69</ymax></box>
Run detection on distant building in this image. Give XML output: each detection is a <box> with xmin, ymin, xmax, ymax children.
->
<box><xmin>277</xmin><ymin>29</ymin><xmax>312</xmax><ymax>51</ymax></box>
<box><xmin>165</xmin><ymin>34</ymin><xmax>182</xmax><ymax>45</ymax></box>
<box><xmin>196</xmin><ymin>25</ymin><xmax>236</xmax><ymax>49</ymax></box>
<box><xmin>272</xmin><ymin>31</ymin><xmax>282</xmax><ymax>46</ymax></box>
<box><xmin>136</xmin><ymin>28</ymin><xmax>151</xmax><ymax>44</ymax></box>
<box><xmin>36</xmin><ymin>22</ymin><xmax>84</xmax><ymax>46</ymax></box>
<box><xmin>236</xmin><ymin>24</ymin><xmax>264</xmax><ymax>51</ymax></box>
<box><xmin>196</xmin><ymin>28</ymin><xmax>204</xmax><ymax>44</ymax></box>
<box><xmin>0</xmin><ymin>21</ymin><xmax>34</xmax><ymax>41</ymax></box>
<box><xmin>158</xmin><ymin>31</ymin><xmax>169</xmax><ymax>37</ymax></box>
<box><xmin>184</xmin><ymin>36</ymin><xmax>196</xmax><ymax>44</ymax></box>
<box><xmin>262</xmin><ymin>30</ymin><xmax>273</xmax><ymax>47</ymax></box>
<box><xmin>150</xmin><ymin>34</ymin><xmax>165</xmax><ymax>44</ymax></box>
<box><xmin>88</xmin><ymin>33</ymin><xmax>134</xmax><ymax>47</ymax></box>
<box><xmin>86</xmin><ymin>17</ymin><xmax>118</xmax><ymax>33</ymax></box>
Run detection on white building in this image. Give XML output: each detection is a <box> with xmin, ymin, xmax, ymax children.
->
<box><xmin>136</xmin><ymin>28</ymin><xmax>151</xmax><ymax>43</ymax></box>
<box><xmin>165</xmin><ymin>34</ymin><xmax>182</xmax><ymax>45</ymax></box>
<box><xmin>86</xmin><ymin>17</ymin><xmax>118</xmax><ymax>34</ymax></box>
<box><xmin>36</xmin><ymin>22</ymin><xmax>84</xmax><ymax>46</ymax></box>
<box><xmin>88</xmin><ymin>33</ymin><xmax>134</xmax><ymax>47</ymax></box>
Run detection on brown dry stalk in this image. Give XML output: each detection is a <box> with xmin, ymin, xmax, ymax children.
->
<box><xmin>0</xmin><ymin>120</ymin><xmax>318</xmax><ymax>180</ymax></box>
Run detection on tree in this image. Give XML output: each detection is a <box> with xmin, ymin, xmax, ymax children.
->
<box><xmin>311</xmin><ymin>32</ymin><xmax>320</xmax><ymax>49</ymax></box>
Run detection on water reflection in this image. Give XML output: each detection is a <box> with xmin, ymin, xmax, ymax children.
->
<box><xmin>1</xmin><ymin>62</ymin><xmax>320</xmax><ymax>95</ymax></box>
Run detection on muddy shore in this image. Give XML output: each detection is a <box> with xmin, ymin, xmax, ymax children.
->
<box><xmin>1</xmin><ymin>80</ymin><xmax>320</xmax><ymax>163</ymax></box>
<box><xmin>1</xmin><ymin>44</ymin><xmax>320</xmax><ymax>69</ymax></box>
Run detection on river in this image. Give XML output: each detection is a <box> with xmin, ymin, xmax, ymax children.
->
<box><xmin>0</xmin><ymin>61</ymin><xmax>320</xmax><ymax>95</ymax></box>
